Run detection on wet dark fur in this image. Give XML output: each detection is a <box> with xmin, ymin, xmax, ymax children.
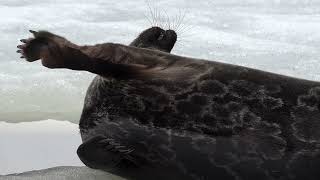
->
<box><xmin>18</xmin><ymin>27</ymin><xmax>320</xmax><ymax>180</ymax></box>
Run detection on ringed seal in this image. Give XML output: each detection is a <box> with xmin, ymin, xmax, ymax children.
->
<box><xmin>17</xmin><ymin>27</ymin><xmax>320</xmax><ymax>180</ymax></box>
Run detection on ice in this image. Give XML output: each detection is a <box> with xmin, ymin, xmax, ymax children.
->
<box><xmin>0</xmin><ymin>120</ymin><xmax>125</xmax><ymax>179</ymax></box>
<box><xmin>1</xmin><ymin>166</ymin><xmax>124</xmax><ymax>180</ymax></box>
<box><xmin>0</xmin><ymin>120</ymin><xmax>83</xmax><ymax>175</ymax></box>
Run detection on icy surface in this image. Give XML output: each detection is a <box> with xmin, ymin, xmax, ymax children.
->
<box><xmin>1</xmin><ymin>166</ymin><xmax>124</xmax><ymax>180</ymax></box>
<box><xmin>1</xmin><ymin>0</ymin><xmax>320</xmax><ymax>123</ymax></box>
<box><xmin>0</xmin><ymin>120</ymin><xmax>83</xmax><ymax>175</ymax></box>
<box><xmin>0</xmin><ymin>120</ymin><xmax>125</xmax><ymax>179</ymax></box>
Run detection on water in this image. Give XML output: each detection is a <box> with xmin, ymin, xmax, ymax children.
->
<box><xmin>0</xmin><ymin>0</ymin><xmax>320</xmax><ymax>177</ymax></box>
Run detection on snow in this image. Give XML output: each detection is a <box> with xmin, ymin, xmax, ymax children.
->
<box><xmin>0</xmin><ymin>0</ymin><xmax>320</xmax><ymax>178</ymax></box>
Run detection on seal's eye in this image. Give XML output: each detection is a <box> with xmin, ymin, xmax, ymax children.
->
<box><xmin>157</xmin><ymin>32</ymin><xmax>165</xmax><ymax>41</ymax></box>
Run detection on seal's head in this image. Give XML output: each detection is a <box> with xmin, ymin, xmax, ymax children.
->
<box><xmin>130</xmin><ymin>26</ymin><xmax>177</xmax><ymax>53</ymax></box>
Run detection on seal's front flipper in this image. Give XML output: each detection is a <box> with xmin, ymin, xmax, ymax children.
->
<box><xmin>77</xmin><ymin>136</ymin><xmax>138</xmax><ymax>170</ymax></box>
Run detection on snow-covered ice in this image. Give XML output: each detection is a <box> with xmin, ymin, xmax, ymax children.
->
<box><xmin>1</xmin><ymin>0</ymin><xmax>320</xmax><ymax>178</ymax></box>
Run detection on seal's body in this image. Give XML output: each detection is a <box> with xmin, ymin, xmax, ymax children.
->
<box><xmin>18</xmin><ymin>28</ymin><xmax>320</xmax><ymax>180</ymax></box>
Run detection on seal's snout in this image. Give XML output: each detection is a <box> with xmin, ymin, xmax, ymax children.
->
<box><xmin>166</xmin><ymin>29</ymin><xmax>177</xmax><ymax>41</ymax></box>
<box><xmin>166</xmin><ymin>29</ymin><xmax>177</xmax><ymax>39</ymax></box>
<box><xmin>130</xmin><ymin>26</ymin><xmax>178</xmax><ymax>53</ymax></box>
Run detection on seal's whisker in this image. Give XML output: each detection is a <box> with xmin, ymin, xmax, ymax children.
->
<box><xmin>177</xmin><ymin>19</ymin><xmax>194</xmax><ymax>36</ymax></box>
<box><xmin>175</xmin><ymin>9</ymin><xmax>184</xmax><ymax>31</ymax></box>
<box><xmin>153</xmin><ymin>6</ymin><xmax>158</xmax><ymax>26</ymax></box>
<box><xmin>146</xmin><ymin>0</ymin><xmax>157</xmax><ymax>26</ymax></box>
<box><xmin>163</xmin><ymin>10</ymin><xmax>171</xmax><ymax>30</ymax></box>
<box><xmin>173</xmin><ymin>10</ymin><xmax>183</xmax><ymax>31</ymax></box>
<box><xmin>175</xmin><ymin>25</ymin><xmax>195</xmax><ymax>44</ymax></box>
<box><xmin>143</xmin><ymin>12</ymin><xmax>153</xmax><ymax>26</ymax></box>
<box><xmin>170</xmin><ymin>10</ymin><xmax>179</xmax><ymax>31</ymax></box>
<box><xmin>177</xmin><ymin>37</ymin><xmax>192</xmax><ymax>43</ymax></box>
<box><xmin>175</xmin><ymin>9</ymin><xmax>188</xmax><ymax>33</ymax></box>
<box><xmin>179</xmin><ymin>27</ymin><xmax>194</xmax><ymax>36</ymax></box>
<box><xmin>158</xmin><ymin>9</ymin><xmax>166</xmax><ymax>29</ymax></box>
<box><xmin>163</xmin><ymin>11</ymin><xmax>169</xmax><ymax>30</ymax></box>
<box><xmin>177</xmin><ymin>23</ymin><xmax>195</xmax><ymax>36</ymax></box>
<box><xmin>153</xmin><ymin>7</ymin><xmax>159</xmax><ymax>27</ymax></box>
<box><xmin>178</xmin><ymin>33</ymin><xmax>196</xmax><ymax>40</ymax></box>
<box><xmin>171</xmin><ymin>10</ymin><xmax>177</xmax><ymax>31</ymax></box>
<box><xmin>175</xmin><ymin>39</ymin><xmax>189</xmax><ymax>49</ymax></box>
<box><xmin>143</xmin><ymin>1</ymin><xmax>193</xmax><ymax>45</ymax></box>
<box><xmin>174</xmin><ymin>10</ymin><xmax>180</xmax><ymax>29</ymax></box>
<box><xmin>176</xmin><ymin>22</ymin><xmax>190</xmax><ymax>35</ymax></box>
<box><xmin>157</xmin><ymin>8</ymin><xmax>165</xmax><ymax>28</ymax></box>
<box><xmin>153</xmin><ymin>6</ymin><xmax>160</xmax><ymax>27</ymax></box>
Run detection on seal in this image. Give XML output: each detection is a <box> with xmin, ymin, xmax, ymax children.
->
<box><xmin>17</xmin><ymin>27</ymin><xmax>320</xmax><ymax>180</ymax></box>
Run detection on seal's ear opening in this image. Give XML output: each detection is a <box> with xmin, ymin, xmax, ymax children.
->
<box><xmin>129</xmin><ymin>26</ymin><xmax>177</xmax><ymax>53</ymax></box>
